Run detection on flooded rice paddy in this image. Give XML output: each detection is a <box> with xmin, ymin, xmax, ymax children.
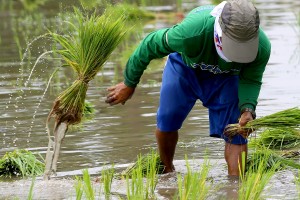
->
<box><xmin>0</xmin><ymin>0</ymin><xmax>299</xmax><ymax>199</ymax></box>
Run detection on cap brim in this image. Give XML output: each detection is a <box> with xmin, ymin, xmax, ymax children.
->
<box><xmin>222</xmin><ymin>33</ymin><xmax>259</xmax><ymax>63</ymax></box>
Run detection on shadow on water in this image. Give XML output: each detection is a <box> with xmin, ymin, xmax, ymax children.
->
<box><xmin>0</xmin><ymin>0</ymin><xmax>299</xmax><ymax>199</ymax></box>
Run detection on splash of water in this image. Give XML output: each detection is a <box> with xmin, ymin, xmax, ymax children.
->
<box><xmin>9</xmin><ymin>35</ymin><xmax>52</xmax><ymax>123</ymax></box>
<box><xmin>24</xmin><ymin>50</ymin><xmax>54</xmax><ymax>87</ymax></box>
<box><xmin>12</xmin><ymin>34</ymin><xmax>51</xmax><ymax>116</ymax></box>
<box><xmin>20</xmin><ymin>33</ymin><xmax>50</xmax><ymax>65</ymax></box>
<box><xmin>27</xmin><ymin>68</ymin><xmax>59</xmax><ymax>139</ymax></box>
<box><xmin>17</xmin><ymin>34</ymin><xmax>51</xmax><ymax>87</ymax></box>
<box><xmin>9</xmin><ymin>39</ymin><xmax>54</xmax><ymax>146</ymax></box>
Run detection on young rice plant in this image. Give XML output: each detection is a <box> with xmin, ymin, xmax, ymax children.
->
<box><xmin>0</xmin><ymin>149</ymin><xmax>44</xmax><ymax>178</ymax></box>
<box><xmin>224</xmin><ymin>107</ymin><xmax>300</xmax><ymax>139</ymax></box>
<box><xmin>44</xmin><ymin>8</ymin><xmax>128</xmax><ymax>178</ymax></box>
<box><xmin>48</xmin><ymin>8</ymin><xmax>128</xmax><ymax>126</ymax></box>
<box><xmin>239</xmin><ymin>151</ymin><xmax>280</xmax><ymax>200</ymax></box>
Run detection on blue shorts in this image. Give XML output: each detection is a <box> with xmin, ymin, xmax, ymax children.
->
<box><xmin>157</xmin><ymin>53</ymin><xmax>247</xmax><ymax>145</ymax></box>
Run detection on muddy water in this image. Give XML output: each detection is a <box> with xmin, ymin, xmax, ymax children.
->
<box><xmin>0</xmin><ymin>0</ymin><xmax>299</xmax><ymax>199</ymax></box>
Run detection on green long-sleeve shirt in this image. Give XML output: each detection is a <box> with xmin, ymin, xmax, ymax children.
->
<box><xmin>124</xmin><ymin>5</ymin><xmax>271</xmax><ymax>111</ymax></box>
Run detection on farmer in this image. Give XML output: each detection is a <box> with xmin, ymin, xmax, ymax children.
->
<box><xmin>105</xmin><ymin>0</ymin><xmax>271</xmax><ymax>176</ymax></box>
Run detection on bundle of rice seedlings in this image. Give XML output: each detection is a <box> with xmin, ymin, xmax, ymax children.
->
<box><xmin>120</xmin><ymin>150</ymin><xmax>165</xmax><ymax>178</ymax></box>
<box><xmin>249</xmin><ymin>128</ymin><xmax>300</xmax><ymax>150</ymax></box>
<box><xmin>224</xmin><ymin>107</ymin><xmax>300</xmax><ymax>139</ymax></box>
<box><xmin>0</xmin><ymin>149</ymin><xmax>44</xmax><ymax>178</ymax></box>
<box><xmin>247</xmin><ymin>148</ymin><xmax>300</xmax><ymax>173</ymax></box>
<box><xmin>48</xmin><ymin>8</ymin><xmax>127</xmax><ymax>125</ymax></box>
<box><xmin>44</xmin><ymin>8</ymin><xmax>128</xmax><ymax>179</ymax></box>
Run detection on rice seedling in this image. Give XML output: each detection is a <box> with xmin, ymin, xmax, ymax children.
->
<box><xmin>27</xmin><ymin>177</ymin><xmax>36</xmax><ymax>200</ymax></box>
<box><xmin>224</xmin><ymin>107</ymin><xmax>300</xmax><ymax>139</ymax></box>
<box><xmin>249</xmin><ymin>128</ymin><xmax>300</xmax><ymax>150</ymax></box>
<box><xmin>44</xmin><ymin>7</ymin><xmax>128</xmax><ymax>179</ymax></box>
<box><xmin>101</xmin><ymin>165</ymin><xmax>115</xmax><ymax>199</ymax></box>
<box><xmin>120</xmin><ymin>150</ymin><xmax>165</xmax><ymax>178</ymax></box>
<box><xmin>0</xmin><ymin>149</ymin><xmax>44</xmax><ymax>178</ymax></box>
<box><xmin>176</xmin><ymin>155</ymin><xmax>211</xmax><ymax>200</ymax></box>
<box><xmin>143</xmin><ymin>151</ymin><xmax>160</xmax><ymax>199</ymax></box>
<box><xmin>74</xmin><ymin>176</ymin><xmax>84</xmax><ymax>200</ymax></box>
<box><xmin>75</xmin><ymin>169</ymin><xmax>98</xmax><ymax>200</ymax></box>
<box><xmin>125</xmin><ymin>157</ymin><xmax>145</xmax><ymax>200</ymax></box>
<box><xmin>82</xmin><ymin>169</ymin><xmax>96</xmax><ymax>200</ymax></box>
<box><xmin>239</xmin><ymin>151</ymin><xmax>280</xmax><ymax>200</ymax></box>
<box><xmin>239</xmin><ymin>151</ymin><xmax>247</xmax><ymax>177</ymax></box>
<box><xmin>123</xmin><ymin>150</ymin><xmax>162</xmax><ymax>199</ymax></box>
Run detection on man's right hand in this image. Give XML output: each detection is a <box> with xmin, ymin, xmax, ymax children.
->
<box><xmin>238</xmin><ymin>111</ymin><xmax>255</xmax><ymax>138</ymax></box>
<box><xmin>105</xmin><ymin>82</ymin><xmax>135</xmax><ymax>106</ymax></box>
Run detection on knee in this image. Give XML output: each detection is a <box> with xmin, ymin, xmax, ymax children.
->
<box><xmin>157</xmin><ymin>109</ymin><xmax>185</xmax><ymax>131</ymax></box>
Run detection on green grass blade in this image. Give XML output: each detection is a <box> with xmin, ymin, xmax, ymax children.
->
<box><xmin>82</xmin><ymin>169</ymin><xmax>95</xmax><ymax>200</ymax></box>
<box><xmin>27</xmin><ymin>177</ymin><xmax>36</xmax><ymax>200</ymax></box>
